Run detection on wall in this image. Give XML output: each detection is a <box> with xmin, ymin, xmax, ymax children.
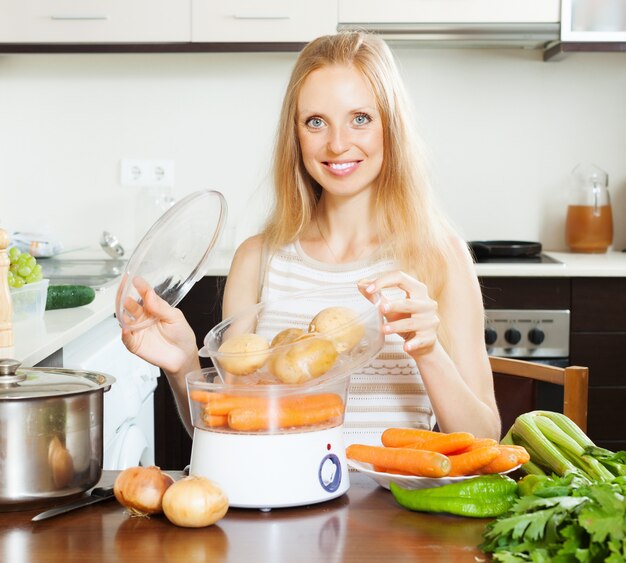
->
<box><xmin>1</xmin><ymin>46</ymin><xmax>625</xmax><ymax>255</ymax></box>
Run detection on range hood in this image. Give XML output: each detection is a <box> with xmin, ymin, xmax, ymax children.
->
<box><xmin>337</xmin><ymin>22</ymin><xmax>560</xmax><ymax>50</ymax></box>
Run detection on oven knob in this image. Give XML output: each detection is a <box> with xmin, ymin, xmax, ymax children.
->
<box><xmin>484</xmin><ymin>328</ymin><xmax>497</xmax><ymax>346</ymax></box>
<box><xmin>528</xmin><ymin>327</ymin><xmax>545</xmax><ymax>345</ymax></box>
<box><xmin>504</xmin><ymin>328</ymin><xmax>522</xmax><ymax>345</ymax></box>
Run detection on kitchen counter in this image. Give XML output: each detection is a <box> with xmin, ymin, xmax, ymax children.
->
<box><xmin>0</xmin><ymin>471</ymin><xmax>491</xmax><ymax>562</ymax></box>
<box><xmin>7</xmin><ymin>249</ymin><xmax>626</xmax><ymax>368</ymax></box>
<box><xmin>8</xmin><ymin>283</ymin><xmax>117</xmax><ymax>367</ymax></box>
<box><xmin>475</xmin><ymin>250</ymin><xmax>626</xmax><ymax>278</ymax></box>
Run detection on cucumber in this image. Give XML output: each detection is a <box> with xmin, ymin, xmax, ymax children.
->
<box><xmin>46</xmin><ymin>285</ymin><xmax>96</xmax><ymax>310</ymax></box>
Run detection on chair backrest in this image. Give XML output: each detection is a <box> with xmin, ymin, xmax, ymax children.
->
<box><xmin>490</xmin><ymin>356</ymin><xmax>589</xmax><ymax>438</ymax></box>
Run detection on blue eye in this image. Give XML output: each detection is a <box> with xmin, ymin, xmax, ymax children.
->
<box><xmin>353</xmin><ymin>113</ymin><xmax>371</xmax><ymax>126</ymax></box>
<box><xmin>306</xmin><ymin>117</ymin><xmax>325</xmax><ymax>129</ymax></box>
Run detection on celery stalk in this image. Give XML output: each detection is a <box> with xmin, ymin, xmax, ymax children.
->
<box><xmin>534</xmin><ymin>410</ymin><xmax>595</xmax><ymax>449</ymax></box>
<box><xmin>534</xmin><ymin>415</ymin><xmax>585</xmax><ymax>458</ymax></box>
<box><xmin>512</xmin><ymin>413</ymin><xmax>579</xmax><ymax>477</ymax></box>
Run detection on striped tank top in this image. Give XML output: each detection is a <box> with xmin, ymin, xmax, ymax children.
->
<box><xmin>259</xmin><ymin>241</ymin><xmax>435</xmax><ymax>447</ymax></box>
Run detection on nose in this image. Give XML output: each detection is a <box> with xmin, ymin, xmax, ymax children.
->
<box><xmin>327</xmin><ymin>125</ymin><xmax>351</xmax><ymax>155</ymax></box>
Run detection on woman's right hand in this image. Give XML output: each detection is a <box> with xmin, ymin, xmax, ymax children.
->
<box><xmin>119</xmin><ymin>277</ymin><xmax>199</xmax><ymax>375</ymax></box>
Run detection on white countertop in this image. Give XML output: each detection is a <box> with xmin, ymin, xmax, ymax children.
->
<box><xmin>7</xmin><ymin>283</ymin><xmax>117</xmax><ymax>367</ymax></box>
<box><xmin>6</xmin><ymin>249</ymin><xmax>626</xmax><ymax>368</ymax></box>
<box><xmin>475</xmin><ymin>250</ymin><xmax>626</xmax><ymax>277</ymax></box>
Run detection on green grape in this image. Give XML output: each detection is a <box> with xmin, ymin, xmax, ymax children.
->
<box><xmin>16</xmin><ymin>253</ymin><xmax>29</xmax><ymax>266</ymax></box>
<box><xmin>17</xmin><ymin>265</ymin><xmax>32</xmax><ymax>278</ymax></box>
<box><xmin>11</xmin><ymin>276</ymin><xmax>25</xmax><ymax>289</ymax></box>
<box><xmin>7</xmin><ymin>270</ymin><xmax>15</xmax><ymax>288</ymax></box>
<box><xmin>8</xmin><ymin>246</ymin><xmax>21</xmax><ymax>263</ymax></box>
<box><xmin>9</xmin><ymin>263</ymin><xmax>18</xmax><ymax>274</ymax></box>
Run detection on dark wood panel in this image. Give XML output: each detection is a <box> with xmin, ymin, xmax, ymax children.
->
<box><xmin>154</xmin><ymin>276</ymin><xmax>226</xmax><ymax>470</ymax></box>
<box><xmin>572</xmin><ymin>278</ymin><xmax>626</xmax><ymax>332</ymax></box>
<box><xmin>570</xmin><ymin>332</ymin><xmax>626</xmax><ymax>387</ymax></box>
<box><xmin>587</xmin><ymin>387</ymin><xmax>626</xmax><ymax>442</ymax></box>
<box><xmin>0</xmin><ymin>42</ymin><xmax>306</xmax><ymax>54</ymax></box>
<box><xmin>478</xmin><ymin>277</ymin><xmax>570</xmax><ymax>309</ymax></box>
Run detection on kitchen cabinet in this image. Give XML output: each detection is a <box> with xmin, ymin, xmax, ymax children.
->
<box><xmin>154</xmin><ymin>275</ymin><xmax>225</xmax><ymax>470</ymax></box>
<box><xmin>338</xmin><ymin>0</ymin><xmax>560</xmax><ymax>24</ymax></box>
<box><xmin>192</xmin><ymin>0</ymin><xmax>338</xmax><ymax>43</ymax></box>
<box><xmin>0</xmin><ymin>0</ymin><xmax>191</xmax><ymax>44</ymax></box>
<box><xmin>480</xmin><ymin>276</ymin><xmax>626</xmax><ymax>451</ymax></box>
<box><xmin>570</xmin><ymin>278</ymin><xmax>626</xmax><ymax>451</ymax></box>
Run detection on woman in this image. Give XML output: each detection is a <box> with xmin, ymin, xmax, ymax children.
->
<box><xmin>122</xmin><ymin>31</ymin><xmax>501</xmax><ymax>442</ymax></box>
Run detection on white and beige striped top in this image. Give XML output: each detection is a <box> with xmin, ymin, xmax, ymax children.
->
<box><xmin>259</xmin><ymin>241</ymin><xmax>435</xmax><ymax>447</ymax></box>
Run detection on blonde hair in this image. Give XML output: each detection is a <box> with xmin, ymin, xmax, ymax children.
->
<box><xmin>263</xmin><ymin>31</ymin><xmax>456</xmax><ymax>300</ymax></box>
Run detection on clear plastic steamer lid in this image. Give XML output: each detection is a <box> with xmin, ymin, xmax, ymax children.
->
<box><xmin>116</xmin><ymin>190</ymin><xmax>227</xmax><ymax>331</ymax></box>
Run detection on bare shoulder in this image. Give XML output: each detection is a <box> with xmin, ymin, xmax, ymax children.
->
<box><xmin>223</xmin><ymin>235</ymin><xmax>265</xmax><ymax>317</ymax></box>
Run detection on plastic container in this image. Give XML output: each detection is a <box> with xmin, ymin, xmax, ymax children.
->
<box><xmin>199</xmin><ymin>284</ymin><xmax>384</xmax><ymax>386</ymax></box>
<box><xmin>10</xmin><ymin>279</ymin><xmax>49</xmax><ymax>322</ymax></box>
<box><xmin>187</xmin><ymin>367</ymin><xmax>352</xmax><ymax>435</ymax></box>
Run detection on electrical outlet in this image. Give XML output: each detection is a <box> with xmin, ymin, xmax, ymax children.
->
<box><xmin>120</xmin><ymin>159</ymin><xmax>175</xmax><ymax>188</ymax></box>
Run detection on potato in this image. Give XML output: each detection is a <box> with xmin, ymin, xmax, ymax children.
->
<box><xmin>217</xmin><ymin>333</ymin><xmax>270</xmax><ymax>376</ymax></box>
<box><xmin>270</xmin><ymin>328</ymin><xmax>305</xmax><ymax>348</ymax></box>
<box><xmin>308</xmin><ymin>306</ymin><xmax>364</xmax><ymax>353</ymax></box>
<box><xmin>269</xmin><ymin>334</ymin><xmax>338</xmax><ymax>384</ymax></box>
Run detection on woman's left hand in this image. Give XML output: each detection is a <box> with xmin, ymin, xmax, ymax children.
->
<box><xmin>359</xmin><ymin>271</ymin><xmax>439</xmax><ymax>356</ymax></box>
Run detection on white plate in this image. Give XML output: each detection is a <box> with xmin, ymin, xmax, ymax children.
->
<box><xmin>347</xmin><ymin>459</ymin><xmax>520</xmax><ymax>490</ymax></box>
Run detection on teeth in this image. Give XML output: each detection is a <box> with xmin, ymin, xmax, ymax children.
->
<box><xmin>328</xmin><ymin>162</ymin><xmax>356</xmax><ymax>170</ymax></box>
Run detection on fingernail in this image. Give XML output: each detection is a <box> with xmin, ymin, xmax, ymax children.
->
<box><xmin>382</xmin><ymin>303</ymin><xmax>390</xmax><ymax>313</ymax></box>
<box><xmin>383</xmin><ymin>324</ymin><xmax>391</xmax><ymax>333</ymax></box>
<box><xmin>366</xmin><ymin>284</ymin><xmax>376</xmax><ymax>294</ymax></box>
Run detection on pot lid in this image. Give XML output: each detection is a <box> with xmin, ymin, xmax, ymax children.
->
<box><xmin>116</xmin><ymin>190</ymin><xmax>227</xmax><ymax>331</ymax></box>
<box><xmin>0</xmin><ymin>359</ymin><xmax>115</xmax><ymax>400</ymax></box>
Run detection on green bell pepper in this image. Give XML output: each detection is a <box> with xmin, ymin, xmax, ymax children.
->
<box><xmin>389</xmin><ymin>474</ymin><xmax>518</xmax><ymax>518</ymax></box>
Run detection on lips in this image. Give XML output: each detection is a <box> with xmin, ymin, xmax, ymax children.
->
<box><xmin>323</xmin><ymin>160</ymin><xmax>361</xmax><ymax>176</ymax></box>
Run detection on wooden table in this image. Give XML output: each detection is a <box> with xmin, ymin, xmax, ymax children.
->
<box><xmin>0</xmin><ymin>471</ymin><xmax>491</xmax><ymax>562</ymax></box>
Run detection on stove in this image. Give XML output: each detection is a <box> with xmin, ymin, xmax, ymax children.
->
<box><xmin>474</xmin><ymin>253</ymin><xmax>562</xmax><ymax>265</ymax></box>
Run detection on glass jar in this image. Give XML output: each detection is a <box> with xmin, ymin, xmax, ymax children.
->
<box><xmin>565</xmin><ymin>163</ymin><xmax>613</xmax><ymax>253</ymax></box>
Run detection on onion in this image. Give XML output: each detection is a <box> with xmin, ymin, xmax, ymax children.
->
<box><xmin>114</xmin><ymin>466</ymin><xmax>175</xmax><ymax>517</ymax></box>
<box><xmin>162</xmin><ymin>475</ymin><xmax>229</xmax><ymax>528</ymax></box>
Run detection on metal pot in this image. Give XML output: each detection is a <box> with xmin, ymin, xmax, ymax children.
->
<box><xmin>0</xmin><ymin>359</ymin><xmax>115</xmax><ymax>511</ymax></box>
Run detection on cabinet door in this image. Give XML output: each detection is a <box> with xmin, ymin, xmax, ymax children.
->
<box><xmin>0</xmin><ymin>0</ymin><xmax>191</xmax><ymax>43</ymax></box>
<box><xmin>339</xmin><ymin>0</ymin><xmax>559</xmax><ymax>24</ymax></box>
<box><xmin>192</xmin><ymin>0</ymin><xmax>338</xmax><ymax>42</ymax></box>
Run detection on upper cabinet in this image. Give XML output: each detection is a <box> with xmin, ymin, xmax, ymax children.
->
<box><xmin>338</xmin><ymin>0</ymin><xmax>560</xmax><ymax>24</ymax></box>
<box><xmin>191</xmin><ymin>0</ymin><xmax>338</xmax><ymax>43</ymax></box>
<box><xmin>0</xmin><ymin>0</ymin><xmax>191</xmax><ymax>43</ymax></box>
<box><xmin>338</xmin><ymin>0</ymin><xmax>560</xmax><ymax>49</ymax></box>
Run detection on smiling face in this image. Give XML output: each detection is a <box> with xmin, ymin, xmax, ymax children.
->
<box><xmin>296</xmin><ymin>64</ymin><xmax>384</xmax><ymax>199</ymax></box>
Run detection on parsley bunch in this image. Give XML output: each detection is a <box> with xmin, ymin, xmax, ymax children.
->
<box><xmin>481</xmin><ymin>475</ymin><xmax>626</xmax><ymax>562</ymax></box>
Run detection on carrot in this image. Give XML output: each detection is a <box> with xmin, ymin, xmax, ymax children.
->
<box><xmin>201</xmin><ymin>412</ymin><xmax>228</xmax><ymax>428</ymax></box>
<box><xmin>447</xmin><ymin>446</ymin><xmax>500</xmax><ymax>476</ymax></box>
<box><xmin>381</xmin><ymin>428</ymin><xmax>440</xmax><ymax>448</ymax></box>
<box><xmin>346</xmin><ymin>444</ymin><xmax>451</xmax><ymax>478</ymax></box>
<box><xmin>451</xmin><ymin>437</ymin><xmax>499</xmax><ymax>454</ymax></box>
<box><xmin>501</xmin><ymin>444</ymin><xmax>530</xmax><ymax>465</ymax></box>
<box><xmin>413</xmin><ymin>431</ymin><xmax>476</xmax><ymax>455</ymax></box>
<box><xmin>228</xmin><ymin>402</ymin><xmax>344</xmax><ymax>431</ymax></box>
<box><xmin>280</xmin><ymin>392</ymin><xmax>344</xmax><ymax>411</ymax></box>
<box><xmin>478</xmin><ymin>447</ymin><xmax>520</xmax><ymax>474</ymax></box>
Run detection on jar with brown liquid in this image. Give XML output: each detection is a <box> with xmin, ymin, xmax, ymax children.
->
<box><xmin>565</xmin><ymin>163</ymin><xmax>613</xmax><ymax>253</ymax></box>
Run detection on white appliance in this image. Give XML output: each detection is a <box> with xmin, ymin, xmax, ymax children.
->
<box><xmin>190</xmin><ymin>426</ymin><xmax>349</xmax><ymax>510</ymax></box>
<box><xmin>63</xmin><ymin>316</ymin><xmax>159</xmax><ymax>469</ymax></box>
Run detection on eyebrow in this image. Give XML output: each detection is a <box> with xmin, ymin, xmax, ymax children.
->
<box><xmin>297</xmin><ymin>106</ymin><xmax>378</xmax><ymax>118</ymax></box>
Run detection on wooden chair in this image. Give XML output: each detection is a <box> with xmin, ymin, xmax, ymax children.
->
<box><xmin>490</xmin><ymin>356</ymin><xmax>589</xmax><ymax>438</ymax></box>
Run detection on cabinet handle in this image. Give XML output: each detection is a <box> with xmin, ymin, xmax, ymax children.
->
<box><xmin>232</xmin><ymin>14</ymin><xmax>290</xmax><ymax>21</ymax></box>
<box><xmin>50</xmin><ymin>15</ymin><xmax>110</xmax><ymax>21</ymax></box>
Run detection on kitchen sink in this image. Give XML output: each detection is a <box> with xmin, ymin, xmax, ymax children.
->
<box><xmin>40</xmin><ymin>258</ymin><xmax>126</xmax><ymax>289</ymax></box>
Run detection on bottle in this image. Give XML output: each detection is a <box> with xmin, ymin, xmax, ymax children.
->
<box><xmin>565</xmin><ymin>163</ymin><xmax>613</xmax><ymax>253</ymax></box>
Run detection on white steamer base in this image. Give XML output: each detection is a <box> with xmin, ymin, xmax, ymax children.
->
<box><xmin>189</xmin><ymin>426</ymin><xmax>350</xmax><ymax>509</ymax></box>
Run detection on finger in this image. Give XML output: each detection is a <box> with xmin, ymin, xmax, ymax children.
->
<box><xmin>405</xmin><ymin>334</ymin><xmax>436</xmax><ymax>353</ymax></box>
<box><xmin>381</xmin><ymin>298</ymin><xmax>424</xmax><ymax>316</ymax></box>
<box><xmin>362</xmin><ymin>271</ymin><xmax>425</xmax><ymax>298</ymax></box>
